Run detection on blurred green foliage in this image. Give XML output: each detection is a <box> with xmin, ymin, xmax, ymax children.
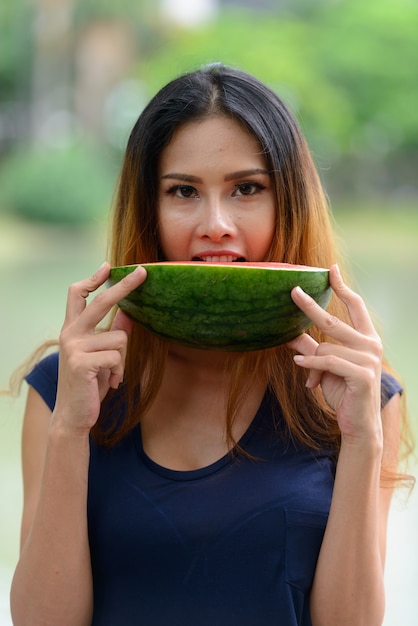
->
<box><xmin>138</xmin><ymin>0</ymin><xmax>418</xmax><ymax>156</ymax></box>
<box><xmin>0</xmin><ymin>1</ymin><xmax>33</xmax><ymax>99</ymax></box>
<box><xmin>0</xmin><ymin>0</ymin><xmax>417</xmax><ymax>223</ymax></box>
<box><xmin>0</xmin><ymin>143</ymin><xmax>115</xmax><ymax>224</ymax></box>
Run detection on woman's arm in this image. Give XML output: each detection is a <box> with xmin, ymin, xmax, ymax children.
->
<box><xmin>10</xmin><ymin>263</ymin><xmax>146</xmax><ymax>626</ymax></box>
<box><xmin>309</xmin><ymin>394</ymin><xmax>400</xmax><ymax>626</ymax></box>
<box><xmin>288</xmin><ymin>264</ymin><xmax>400</xmax><ymax>626</ymax></box>
<box><xmin>11</xmin><ymin>388</ymin><xmax>94</xmax><ymax>626</ymax></box>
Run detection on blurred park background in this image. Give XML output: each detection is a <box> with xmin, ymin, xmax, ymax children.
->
<box><xmin>0</xmin><ymin>0</ymin><xmax>417</xmax><ymax>624</ymax></box>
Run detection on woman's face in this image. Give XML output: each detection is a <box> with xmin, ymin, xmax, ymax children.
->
<box><xmin>157</xmin><ymin>116</ymin><xmax>276</xmax><ymax>263</ymax></box>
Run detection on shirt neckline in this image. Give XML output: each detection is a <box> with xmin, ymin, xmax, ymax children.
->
<box><xmin>133</xmin><ymin>393</ymin><xmax>268</xmax><ymax>482</ymax></box>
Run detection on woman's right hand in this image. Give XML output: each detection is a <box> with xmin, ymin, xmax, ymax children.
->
<box><xmin>54</xmin><ymin>262</ymin><xmax>146</xmax><ymax>436</ymax></box>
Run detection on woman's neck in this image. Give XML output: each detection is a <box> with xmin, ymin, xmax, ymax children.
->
<box><xmin>139</xmin><ymin>343</ymin><xmax>266</xmax><ymax>470</ymax></box>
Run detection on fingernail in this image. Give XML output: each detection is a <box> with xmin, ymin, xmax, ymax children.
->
<box><xmin>293</xmin><ymin>354</ymin><xmax>304</xmax><ymax>363</ymax></box>
<box><xmin>92</xmin><ymin>262</ymin><xmax>108</xmax><ymax>279</ymax></box>
<box><xmin>293</xmin><ymin>286</ymin><xmax>307</xmax><ymax>298</ymax></box>
<box><xmin>126</xmin><ymin>265</ymin><xmax>145</xmax><ymax>280</ymax></box>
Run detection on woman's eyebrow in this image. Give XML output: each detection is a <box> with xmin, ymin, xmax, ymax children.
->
<box><xmin>161</xmin><ymin>173</ymin><xmax>202</xmax><ymax>183</ymax></box>
<box><xmin>224</xmin><ymin>168</ymin><xmax>270</xmax><ymax>181</ymax></box>
<box><xmin>161</xmin><ymin>169</ymin><xmax>270</xmax><ymax>183</ymax></box>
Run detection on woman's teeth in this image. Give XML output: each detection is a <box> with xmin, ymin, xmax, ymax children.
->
<box><xmin>193</xmin><ymin>256</ymin><xmax>245</xmax><ymax>263</ymax></box>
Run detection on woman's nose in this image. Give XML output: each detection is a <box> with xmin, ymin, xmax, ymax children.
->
<box><xmin>197</xmin><ymin>199</ymin><xmax>237</xmax><ymax>241</ymax></box>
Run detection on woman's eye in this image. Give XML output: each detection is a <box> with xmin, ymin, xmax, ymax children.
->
<box><xmin>234</xmin><ymin>182</ymin><xmax>266</xmax><ymax>196</ymax></box>
<box><xmin>167</xmin><ymin>185</ymin><xmax>198</xmax><ymax>199</ymax></box>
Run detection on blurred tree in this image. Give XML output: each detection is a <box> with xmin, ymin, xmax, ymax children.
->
<box><xmin>0</xmin><ymin>1</ymin><xmax>32</xmax><ymax>101</ymax></box>
<box><xmin>0</xmin><ymin>1</ymin><xmax>33</xmax><ymax>152</ymax></box>
<box><xmin>2</xmin><ymin>0</ymin><xmax>417</xmax><ymax>162</ymax></box>
<box><xmin>0</xmin><ymin>142</ymin><xmax>115</xmax><ymax>224</ymax></box>
<box><xmin>30</xmin><ymin>0</ymin><xmax>74</xmax><ymax>144</ymax></box>
<box><xmin>313</xmin><ymin>0</ymin><xmax>418</xmax><ymax>151</ymax></box>
<box><xmin>136</xmin><ymin>0</ymin><xmax>418</xmax><ymax>198</ymax></box>
<box><xmin>1</xmin><ymin>0</ymin><xmax>417</xmax><ymax>222</ymax></box>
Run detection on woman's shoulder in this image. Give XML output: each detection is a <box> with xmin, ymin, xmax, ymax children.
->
<box><xmin>381</xmin><ymin>370</ymin><xmax>403</xmax><ymax>408</ymax></box>
<box><xmin>25</xmin><ymin>351</ymin><xmax>59</xmax><ymax>411</ymax></box>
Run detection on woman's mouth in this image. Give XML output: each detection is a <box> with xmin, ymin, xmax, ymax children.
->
<box><xmin>192</xmin><ymin>255</ymin><xmax>246</xmax><ymax>263</ymax></box>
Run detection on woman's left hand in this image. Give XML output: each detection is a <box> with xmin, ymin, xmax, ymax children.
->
<box><xmin>286</xmin><ymin>264</ymin><xmax>383</xmax><ymax>446</ymax></box>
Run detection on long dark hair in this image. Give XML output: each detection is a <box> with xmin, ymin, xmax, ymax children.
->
<box><xmin>112</xmin><ymin>63</ymin><xmax>331</xmax><ymax>266</ymax></box>
<box><xmin>100</xmin><ymin>64</ymin><xmax>412</xmax><ymax>487</ymax></box>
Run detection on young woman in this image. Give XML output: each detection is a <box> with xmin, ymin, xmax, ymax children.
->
<box><xmin>10</xmin><ymin>63</ymin><xmax>412</xmax><ymax>626</ymax></box>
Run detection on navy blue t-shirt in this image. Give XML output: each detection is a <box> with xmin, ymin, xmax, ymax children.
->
<box><xmin>26</xmin><ymin>352</ymin><xmax>402</xmax><ymax>626</ymax></box>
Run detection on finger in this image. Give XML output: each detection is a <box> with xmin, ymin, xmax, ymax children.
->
<box><xmin>80</xmin><ymin>349</ymin><xmax>127</xmax><ymax>391</ymax></box>
<box><xmin>64</xmin><ymin>262</ymin><xmax>110</xmax><ymax>325</ymax></box>
<box><xmin>289</xmin><ymin>335</ymin><xmax>375</xmax><ymax>367</ymax></box>
<box><xmin>293</xmin><ymin>352</ymin><xmax>377</xmax><ymax>392</ymax></box>
<box><xmin>288</xmin><ymin>334</ymin><xmax>374</xmax><ymax>389</ymax></box>
<box><xmin>305</xmin><ymin>370</ymin><xmax>323</xmax><ymax>389</ymax></box>
<box><xmin>329</xmin><ymin>264</ymin><xmax>377</xmax><ymax>336</ymax></box>
<box><xmin>103</xmin><ymin>313</ymin><xmax>134</xmax><ymax>385</ymax></box>
<box><xmin>70</xmin><ymin>265</ymin><xmax>146</xmax><ymax>334</ymax></box>
<box><xmin>71</xmin><ymin>329</ymin><xmax>130</xmax><ymax>356</ymax></box>
<box><xmin>291</xmin><ymin>284</ymin><xmax>374</xmax><ymax>350</ymax></box>
<box><xmin>286</xmin><ymin>332</ymin><xmax>318</xmax><ymax>355</ymax></box>
<box><xmin>299</xmin><ymin>344</ymin><xmax>381</xmax><ymax>389</ymax></box>
<box><xmin>288</xmin><ymin>348</ymin><xmax>322</xmax><ymax>388</ymax></box>
<box><xmin>111</xmin><ymin>309</ymin><xmax>135</xmax><ymax>336</ymax></box>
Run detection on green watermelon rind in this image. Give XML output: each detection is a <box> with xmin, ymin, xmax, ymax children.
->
<box><xmin>108</xmin><ymin>262</ymin><xmax>332</xmax><ymax>351</ymax></box>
